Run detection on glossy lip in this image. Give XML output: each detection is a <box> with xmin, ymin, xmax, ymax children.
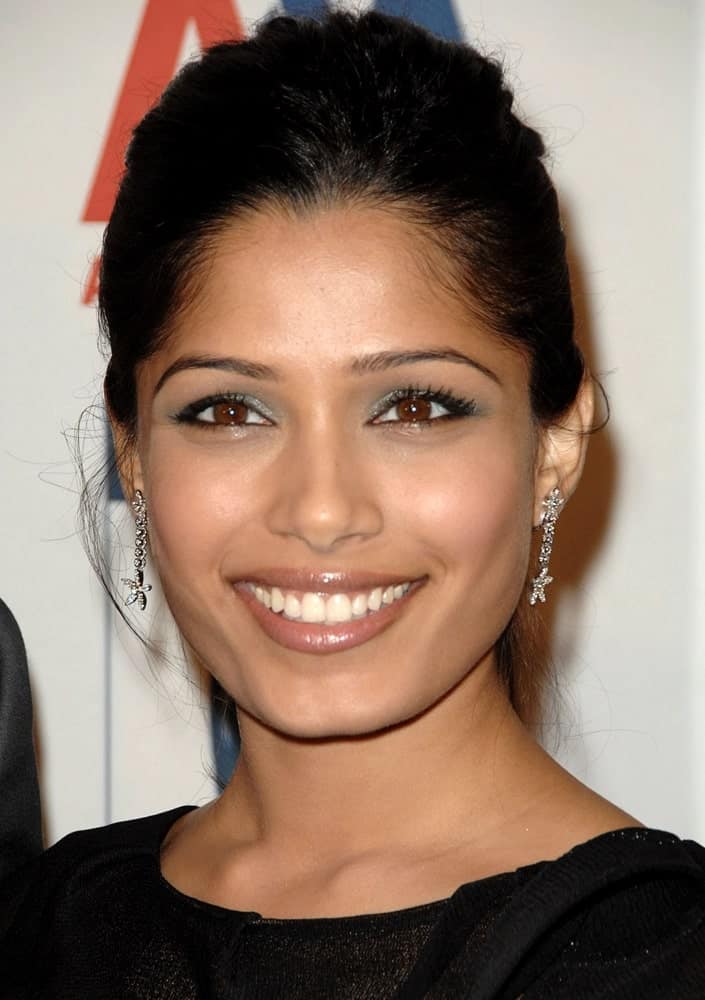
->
<box><xmin>231</xmin><ymin>568</ymin><xmax>420</xmax><ymax>595</ymax></box>
<box><xmin>232</xmin><ymin>577</ymin><xmax>427</xmax><ymax>654</ymax></box>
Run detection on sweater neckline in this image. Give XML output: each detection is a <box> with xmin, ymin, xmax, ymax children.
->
<box><xmin>147</xmin><ymin>804</ymin><xmax>683</xmax><ymax>927</ymax></box>
<box><xmin>149</xmin><ymin>804</ymin><xmax>540</xmax><ymax>926</ymax></box>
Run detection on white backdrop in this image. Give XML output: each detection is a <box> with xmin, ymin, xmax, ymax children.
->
<box><xmin>1</xmin><ymin>0</ymin><xmax>703</xmax><ymax>846</ymax></box>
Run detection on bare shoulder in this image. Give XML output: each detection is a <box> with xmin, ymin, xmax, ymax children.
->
<box><xmin>477</xmin><ymin>750</ymin><xmax>647</xmax><ymax>874</ymax></box>
<box><xmin>531</xmin><ymin>768</ymin><xmax>646</xmax><ymax>861</ymax></box>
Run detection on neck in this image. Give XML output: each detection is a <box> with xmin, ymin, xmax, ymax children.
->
<box><xmin>215</xmin><ymin>657</ymin><xmax>552</xmax><ymax>860</ymax></box>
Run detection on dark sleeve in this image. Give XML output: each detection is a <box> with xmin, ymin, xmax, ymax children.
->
<box><xmin>455</xmin><ymin>830</ymin><xmax>705</xmax><ymax>1000</ymax></box>
<box><xmin>0</xmin><ymin>598</ymin><xmax>43</xmax><ymax>886</ymax></box>
<box><xmin>518</xmin><ymin>869</ymin><xmax>705</xmax><ymax>999</ymax></box>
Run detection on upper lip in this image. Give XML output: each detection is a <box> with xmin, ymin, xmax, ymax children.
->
<box><xmin>233</xmin><ymin>569</ymin><xmax>425</xmax><ymax>594</ymax></box>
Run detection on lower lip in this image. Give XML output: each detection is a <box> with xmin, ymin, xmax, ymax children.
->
<box><xmin>232</xmin><ymin>580</ymin><xmax>426</xmax><ymax>654</ymax></box>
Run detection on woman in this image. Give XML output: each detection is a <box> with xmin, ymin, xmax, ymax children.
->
<box><xmin>2</xmin><ymin>9</ymin><xmax>704</xmax><ymax>998</ymax></box>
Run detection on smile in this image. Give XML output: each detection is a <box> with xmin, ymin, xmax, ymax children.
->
<box><xmin>232</xmin><ymin>577</ymin><xmax>425</xmax><ymax>654</ymax></box>
<box><xmin>244</xmin><ymin>581</ymin><xmax>412</xmax><ymax>624</ymax></box>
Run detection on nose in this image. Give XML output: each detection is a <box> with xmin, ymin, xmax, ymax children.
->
<box><xmin>264</xmin><ymin>425</ymin><xmax>384</xmax><ymax>554</ymax></box>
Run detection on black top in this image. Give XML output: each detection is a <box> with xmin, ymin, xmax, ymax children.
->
<box><xmin>0</xmin><ymin>598</ymin><xmax>42</xmax><ymax>886</ymax></box>
<box><xmin>2</xmin><ymin>805</ymin><xmax>705</xmax><ymax>999</ymax></box>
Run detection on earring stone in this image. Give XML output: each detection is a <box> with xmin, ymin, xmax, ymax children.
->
<box><xmin>529</xmin><ymin>487</ymin><xmax>565</xmax><ymax>606</ymax></box>
<box><xmin>121</xmin><ymin>489</ymin><xmax>153</xmax><ymax>611</ymax></box>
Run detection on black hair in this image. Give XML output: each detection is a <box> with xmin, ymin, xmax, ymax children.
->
<box><xmin>97</xmin><ymin>8</ymin><xmax>587</xmax><ymax>724</ymax></box>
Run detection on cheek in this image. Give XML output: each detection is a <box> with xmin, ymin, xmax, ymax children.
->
<box><xmin>380</xmin><ymin>432</ymin><xmax>534</xmax><ymax>587</ymax></box>
<box><xmin>141</xmin><ymin>437</ymin><xmax>258</xmax><ymax>584</ymax></box>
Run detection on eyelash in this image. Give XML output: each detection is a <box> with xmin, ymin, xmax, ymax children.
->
<box><xmin>172</xmin><ymin>384</ymin><xmax>478</xmax><ymax>431</ymax></box>
<box><xmin>370</xmin><ymin>384</ymin><xmax>477</xmax><ymax>425</ymax></box>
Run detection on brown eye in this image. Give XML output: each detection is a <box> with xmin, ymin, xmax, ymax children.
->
<box><xmin>396</xmin><ymin>397</ymin><xmax>432</xmax><ymax>422</ymax></box>
<box><xmin>373</xmin><ymin>391</ymin><xmax>457</xmax><ymax>426</ymax></box>
<box><xmin>211</xmin><ymin>401</ymin><xmax>249</xmax><ymax>425</ymax></box>
<box><xmin>175</xmin><ymin>394</ymin><xmax>271</xmax><ymax>428</ymax></box>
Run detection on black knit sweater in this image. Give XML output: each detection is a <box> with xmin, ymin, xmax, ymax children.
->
<box><xmin>1</xmin><ymin>805</ymin><xmax>704</xmax><ymax>998</ymax></box>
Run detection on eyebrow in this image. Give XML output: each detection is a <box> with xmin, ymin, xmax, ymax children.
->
<box><xmin>350</xmin><ymin>348</ymin><xmax>500</xmax><ymax>384</ymax></box>
<box><xmin>153</xmin><ymin>347</ymin><xmax>501</xmax><ymax>396</ymax></box>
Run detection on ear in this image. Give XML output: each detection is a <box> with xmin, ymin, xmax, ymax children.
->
<box><xmin>533</xmin><ymin>376</ymin><xmax>595</xmax><ymax>525</ymax></box>
<box><xmin>106</xmin><ymin>394</ymin><xmax>145</xmax><ymax>503</ymax></box>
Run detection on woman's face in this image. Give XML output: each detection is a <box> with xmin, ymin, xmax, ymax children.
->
<box><xmin>129</xmin><ymin>205</ymin><xmax>545</xmax><ymax>738</ymax></box>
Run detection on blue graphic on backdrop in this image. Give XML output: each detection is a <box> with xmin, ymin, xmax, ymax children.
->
<box><xmin>370</xmin><ymin>0</ymin><xmax>461</xmax><ymax>39</ymax></box>
<box><xmin>107</xmin><ymin>0</ymin><xmax>463</xmax><ymax>789</ymax></box>
<box><xmin>282</xmin><ymin>0</ymin><xmax>461</xmax><ymax>38</ymax></box>
<box><xmin>211</xmin><ymin>678</ymin><xmax>241</xmax><ymax>786</ymax></box>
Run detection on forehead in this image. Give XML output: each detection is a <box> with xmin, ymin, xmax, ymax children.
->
<box><xmin>152</xmin><ymin>203</ymin><xmax>528</xmax><ymax>386</ymax></box>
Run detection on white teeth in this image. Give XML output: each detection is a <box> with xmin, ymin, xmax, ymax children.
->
<box><xmin>368</xmin><ymin>588</ymin><xmax>382</xmax><ymax>611</ymax></box>
<box><xmin>351</xmin><ymin>593</ymin><xmax>368</xmax><ymax>617</ymax></box>
<box><xmin>301</xmin><ymin>593</ymin><xmax>326</xmax><ymax>623</ymax></box>
<box><xmin>284</xmin><ymin>594</ymin><xmax>301</xmax><ymax>619</ymax></box>
<box><xmin>248</xmin><ymin>580</ymin><xmax>412</xmax><ymax>624</ymax></box>
<box><xmin>256</xmin><ymin>584</ymin><xmax>273</xmax><ymax>609</ymax></box>
<box><xmin>325</xmin><ymin>593</ymin><xmax>352</xmax><ymax>622</ymax></box>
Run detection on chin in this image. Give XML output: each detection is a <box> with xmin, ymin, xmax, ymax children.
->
<box><xmin>240</xmin><ymin>675</ymin><xmax>445</xmax><ymax>743</ymax></box>
<box><xmin>261</xmin><ymin>712</ymin><xmax>408</xmax><ymax>742</ymax></box>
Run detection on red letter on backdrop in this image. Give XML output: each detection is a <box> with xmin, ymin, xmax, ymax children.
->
<box><xmin>81</xmin><ymin>0</ymin><xmax>243</xmax><ymax>302</ymax></box>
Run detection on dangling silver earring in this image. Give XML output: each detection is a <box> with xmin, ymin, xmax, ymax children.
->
<box><xmin>122</xmin><ymin>489</ymin><xmax>153</xmax><ymax>610</ymax></box>
<box><xmin>529</xmin><ymin>486</ymin><xmax>565</xmax><ymax>606</ymax></box>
